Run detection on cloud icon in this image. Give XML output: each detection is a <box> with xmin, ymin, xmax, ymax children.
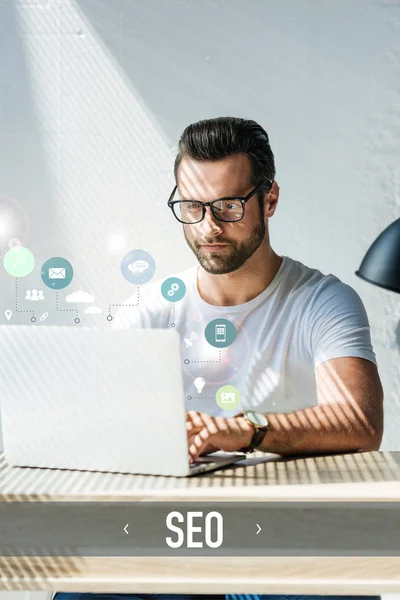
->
<box><xmin>66</xmin><ymin>290</ymin><xmax>95</xmax><ymax>303</ymax></box>
<box><xmin>84</xmin><ymin>305</ymin><xmax>103</xmax><ymax>315</ymax></box>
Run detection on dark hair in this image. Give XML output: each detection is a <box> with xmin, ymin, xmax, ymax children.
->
<box><xmin>173</xmin><ymin>116</ymin><xmax>276</xmax><ymax>202</ymax></box>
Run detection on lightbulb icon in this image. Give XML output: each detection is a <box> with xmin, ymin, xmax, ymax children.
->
<box><xmin>194</xmin><ymin>377</ymin><xmax>206</xmax><ymax>394</ymax></box>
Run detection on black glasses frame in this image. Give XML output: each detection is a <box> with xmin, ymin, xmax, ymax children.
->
<box><xmin>167</xmin><ymin>179</ymin><xmax>273</xmax><ymax>224</ymax></box>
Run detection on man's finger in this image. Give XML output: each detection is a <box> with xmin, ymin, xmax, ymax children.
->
<box><xmin>203</xmin><ymin>418</ymin><xmax>219</xmax><ymax>436</ymax></box>
<box><xmin>189</xmin><ymin>429</ymin><xmax>211</xmax><ymax>461</ymax></box>
<box><xmin>186</xmin><ymin>420</ymin><xmax>203</xmax><ymax>433</ymax></box>
<box><xmin>187</xmin><ymin>433</ymin><xmax>198</xmax><ymax>448</ymax></box>
<box><xmin>186</xmin><ymin>410</ymin><xmax>204</xmax><ymax>427</ymax></box>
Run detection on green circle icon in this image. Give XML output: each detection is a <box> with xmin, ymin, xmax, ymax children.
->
<box><xmin>216</xmin><ymin>385</ymin><xmax>241</xmax><ymax>411</ymax></box>
<box><xmin>205</xmin><ymin>318</ymin><xmax>236</xmax><ymax>348</ymax></box>
<box><xmin>3</xmin><ymin>247</ymin><xmax>35</xmax><ymax>277</ymax></box>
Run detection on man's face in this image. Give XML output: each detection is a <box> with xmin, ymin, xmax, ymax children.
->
<box><xmin>177</xmin><ymin>154</ymin><xmax>267</xmax><ymax>275</ymax></box>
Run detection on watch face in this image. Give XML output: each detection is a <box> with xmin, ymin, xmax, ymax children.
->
<box><xmin>245</xmin><ymin>410</ymin><xmax>268</xmax><ymax>427</ymax></box>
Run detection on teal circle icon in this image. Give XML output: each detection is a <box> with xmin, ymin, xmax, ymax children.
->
<box><xmin>3</xmin><ymin>246</ymin><xmax>35</xmax><ymax>277</ymax></box>
<box><xmin>41</xmin><ymin>257</ymin><xmax>74</xmax><ymax>289</ymax></box>
<box><xmin>205</xmin><ymin>318</ymin><xmax>236</xmax><ymax>348</ymax></box>
<box><xmin>216</xmin><ymin>385</ymin><xmax>241</xmax><ymax>411</ymax></box>
<box><xmin>161</xmin><ymin>277</ymin><xmax>186</xmax><ymax>302</ymax></box>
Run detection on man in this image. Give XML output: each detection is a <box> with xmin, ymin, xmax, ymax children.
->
<box><xmin>54</xmin><ymin>117</ymin><xmax>383</xmax><ymax>600</ymax></box>
<box><xmin>115</xmin><ymin>115</ymin><xmax>383</xmax><ymax>464</ymax></box>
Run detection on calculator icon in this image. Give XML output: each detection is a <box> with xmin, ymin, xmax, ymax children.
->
<box><xmin>215</xmin><ymin>324</ymin><xmax>226</xmax><ymax>343</ymax></box>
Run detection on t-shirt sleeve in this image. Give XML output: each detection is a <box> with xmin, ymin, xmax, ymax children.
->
<box><xmin>307</xmin><ymin>279</ymin><xmax>377</xmax><ymax>368</ymax></box>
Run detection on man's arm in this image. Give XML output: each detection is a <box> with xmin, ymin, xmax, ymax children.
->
<box><xmin>255</xmin><ymin>281</ymin><xmax>385</xmax><ymax>457</ymax></box>
<box><xmin>187</xmin><ymin>356</ymin><xmax>384</xmax><ymax>460</ymax></box>
<box><xmin>256</xmin><ymin>356</ymin><xmax>384</xmax><ymax>456</ymax></box>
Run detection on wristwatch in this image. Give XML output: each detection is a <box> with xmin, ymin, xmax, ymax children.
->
<box><xmin>239</xmin><ymin>410</ymin><xmax>269</xmax><ymax>453</ymax></box>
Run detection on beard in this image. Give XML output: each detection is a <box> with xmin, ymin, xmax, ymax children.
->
<box><xmin>184</xmin><ymin>219</ymin><xmax>266</xmax><ymax>275</ymax></box>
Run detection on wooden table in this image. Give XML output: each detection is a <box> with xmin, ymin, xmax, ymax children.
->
<box><xmin>1</xmin><ymin>449</ymin><xmax>400</xmax><ymax>595</ymax></box>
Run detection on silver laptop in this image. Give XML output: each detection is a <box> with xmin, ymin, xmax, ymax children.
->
<box><xmin>0</xmin><ymin>326</ymin><xmax>244</xmax><ymax>477</ymax></box>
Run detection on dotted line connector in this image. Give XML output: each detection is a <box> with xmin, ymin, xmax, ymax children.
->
<box><xmin>56</xmin><ymin>292</ymin><xmax>80</xmax><ymax>323</ymax></box>
<box><xmin>185</xmin><ymin>349</ymin><xmax>222</xmax><ymax>364</ymax></box>
<box><xmin>15</xmin><ymin>279</ymin><xmax>35</xmax><ymax>318</ymax></box>
<box><xmin>107</xmin><ymin>287</ymin><xmax>140</xmax><ymax>321</ymax></box>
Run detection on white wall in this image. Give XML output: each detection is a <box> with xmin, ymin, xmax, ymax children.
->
<box><xmin>1</xmin><ymin>0</ymin><xmax>398</xmax><ymax>448</ymax></box>
<box><xmin>0</xmin><ymin>0</ymin><xmax>399</xmax><ymax>595</ymax></box>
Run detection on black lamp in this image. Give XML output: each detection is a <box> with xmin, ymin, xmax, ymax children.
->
<box><xmin>355</xmin><ymin>218</ymin><xmax>400</xmax><ymax>294</ymax></box>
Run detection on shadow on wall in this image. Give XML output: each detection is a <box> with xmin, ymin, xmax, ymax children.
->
<box><xmin>75</xmin><ymin>0</ymin><xmax>393</xmax><ymax>145</ymax></box>
<box><xmin>0</xmin><ymin>0</ymin><xmax>58</xmax><ymax>247</ymax></box>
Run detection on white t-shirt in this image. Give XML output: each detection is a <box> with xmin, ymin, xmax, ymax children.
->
<box><xmin>112</xmin><ymin>255</ymin><xmax>377</xmax><ymax>417</ymax></box>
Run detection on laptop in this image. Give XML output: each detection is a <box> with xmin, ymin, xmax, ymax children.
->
<box><xmin>0</xmin><ymin>326</ymin><xmax>244</xmax><ymax>477</ymax></box>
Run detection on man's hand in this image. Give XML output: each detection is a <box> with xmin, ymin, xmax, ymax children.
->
<box><xmin>186</xmin><ymin>410</ymin><xmax>254</xmax><ymax>462</ymax></box>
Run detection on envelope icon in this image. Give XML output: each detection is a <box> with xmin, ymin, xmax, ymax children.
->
<box><xmin>49</xmin><ymin>267</ymin><xmax>66</xmax><ymax>279</ymax></box>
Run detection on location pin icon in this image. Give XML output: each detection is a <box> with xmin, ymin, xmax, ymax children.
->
<box><xmin>5</xmin><ymin>310</ymin><xmax>12</xmax><ymax>321</ymax></box>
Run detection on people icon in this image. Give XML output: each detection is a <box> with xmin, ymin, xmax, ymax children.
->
<box><xmin>25</xmin><ymin>289</ymin><xmax>45</xmax><ymax>301</ymax></box>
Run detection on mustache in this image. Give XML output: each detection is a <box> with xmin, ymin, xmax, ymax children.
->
<box><xmin>196</xmin><ymin>239</ymin><xmax>234</xmax><ymax>246</ymax></box>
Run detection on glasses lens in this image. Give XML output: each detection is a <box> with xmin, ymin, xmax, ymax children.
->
<box><xmin>175</xmin><ymin>201</ymin><xmax>203</xmax><ymax>223</ymax></box>
<box><xmin>212</xmin><ymin>199</ymin><xmax>243</xmax><ymax>221</ymax></box>
<box><xmin>171</xmin><ymin>199</ymin><xmax>244</xmax><ymax>223</ymax></box>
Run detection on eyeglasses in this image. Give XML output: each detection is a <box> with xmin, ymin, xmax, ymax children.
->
<box><xmin>167</xmin><ymin>179</ymin><xmax>273</xmax><ymax>224</ymax></box>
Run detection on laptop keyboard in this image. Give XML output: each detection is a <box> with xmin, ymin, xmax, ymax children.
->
<box><xmin>190</xmin><ymin>454</ymin><xmax>240</xmax><ymax>469</ymax></box>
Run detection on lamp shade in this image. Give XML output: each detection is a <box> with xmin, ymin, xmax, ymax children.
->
<box><xmin>355</xmin><ymin>217</ymin><xmax>400</xmax><ymax>294</ymax></box>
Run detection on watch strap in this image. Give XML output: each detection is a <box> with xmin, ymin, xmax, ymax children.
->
<box><xmin>239</xmin><ymin>421</ymin><xmax>268</xmax><ymax>453</ymax></box>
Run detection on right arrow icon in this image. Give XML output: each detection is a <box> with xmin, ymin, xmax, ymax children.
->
<box><xmin>256</xmin><ymin>523</ymin><xmax>261</xmax><ymax>535</ymax></box>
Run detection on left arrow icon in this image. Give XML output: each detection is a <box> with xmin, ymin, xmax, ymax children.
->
<box><xmin>124</xmin><ymin>524</ymin><xmax>129</xmax><ymax>535</ymax></box>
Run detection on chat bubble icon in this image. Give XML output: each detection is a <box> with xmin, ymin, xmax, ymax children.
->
<box><xmin>128</xmin><ymin>260</ymin><xmax>149</xmax><ymax>274</ymax></box>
